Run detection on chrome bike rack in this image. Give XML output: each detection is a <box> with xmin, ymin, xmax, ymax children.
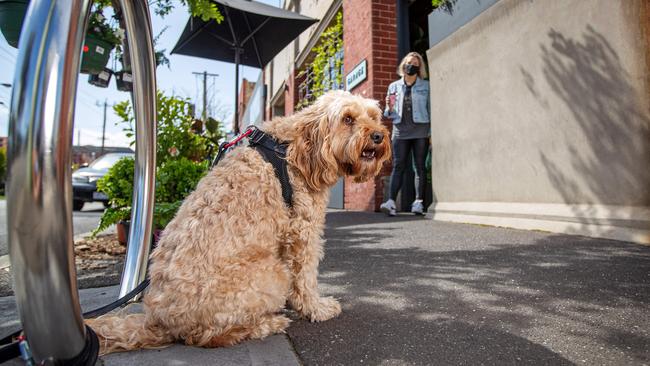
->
<box><xmin>6</xmin><ymin>0</ymin><xmax>156</xmax><ymax>362</ymax></box>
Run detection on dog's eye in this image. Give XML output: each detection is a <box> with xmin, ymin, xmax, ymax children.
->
<box><xmin>344</xmin><ymin>116</ymin><xmax>354</xmax><ymax>125</ymax></box>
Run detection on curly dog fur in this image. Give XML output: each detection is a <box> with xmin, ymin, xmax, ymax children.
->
<box><xmin>86</xmin><ymin>90</ymin><xmax>391</xmax><ymax>354</ymax></box>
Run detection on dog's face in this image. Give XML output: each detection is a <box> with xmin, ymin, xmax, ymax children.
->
<box><xmin>289</xmin><ymin>91</ymin><xmax>391</xmax><ymax>191</ymax></box>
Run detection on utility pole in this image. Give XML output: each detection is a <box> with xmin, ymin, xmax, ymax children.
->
<box><xmin>96</xmin><ymin>99</ymin><xmax>109</xmax><ymax>155</ymax></box>
<box><xmin>77</xmin><ymin>130</ymin><xmax>81</xmax><ymax>146</ymax></box>
<box><xmin>192</xmin><ymin>71</ymin><xmax>218</xmax><ymax>120</ymax></box>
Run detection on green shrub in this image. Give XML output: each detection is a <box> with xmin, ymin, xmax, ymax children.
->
<box><xmin>93</xmin><ymin>156</ymin><xmax>134</xmax><ymax>235</ymax></box>
<box><xmin>96</xmin><ymin>156</ymin><xmax>134</xmax><ymax>209</ymax></box>
<box><xmin>156</xmin><ymin>157</ymin><xmax>208</xmax><ymax>203</ymax></box>
<box><xmin>114</xmin><ymin>92</ymin><xmax>217</xmax><ymax>165</ymax></box>
<box><xmin>153</xmin><ymin>201</ymin><xmax>183</xmax><ymax>230</ymax></box>
<box><xmin>95</xmin><ymin>90</ymin><xmax>223</xmax><ymax>236</ymax></box>
<box><xmin>94</xmin><ymin>155</ymin><xmax>209</xmax><ymax>235</ymax></box>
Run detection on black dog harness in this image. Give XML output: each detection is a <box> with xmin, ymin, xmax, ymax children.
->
<box><xmin>212</xmin><ymin>126</ymin><xmax>293</xmax><ymax>208</ymax></box>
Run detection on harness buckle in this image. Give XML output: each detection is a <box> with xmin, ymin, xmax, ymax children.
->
<box><xmin>247</xmin><ymin>126</ymin><xmax>265</xmax><ymax>145</ymax></box>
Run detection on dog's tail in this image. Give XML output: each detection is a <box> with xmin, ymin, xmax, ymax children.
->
<box><xmin>86</xmin><ymin>313</ymin><xmax>174</xmax><ymax>354</ymax></box>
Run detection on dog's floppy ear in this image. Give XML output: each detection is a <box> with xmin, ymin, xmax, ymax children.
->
<box><xmin>288</xmin><ymin>99</ymin><xmax>340</xmax><ymax>192</ymax></box>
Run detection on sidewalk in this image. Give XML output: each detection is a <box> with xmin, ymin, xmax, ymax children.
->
<box><xmin>0</xmin><ymin>286</ymin><xmax>300</xmax><ymax>366</ymax></box>
<box><xmin>1</xmin><ymin>211</ymin><xmax>649</xmax><ymax>365</ymax></box>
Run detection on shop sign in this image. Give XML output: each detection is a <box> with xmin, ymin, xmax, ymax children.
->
<box><xmin>345</xmin><ymin>60</ymin><xmax>367</xmax><ymax>91</ymax></box>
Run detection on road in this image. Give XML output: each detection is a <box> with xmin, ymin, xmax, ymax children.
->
<box><xmin>0</xmin><ymin>200</ymin><xmax>105</xmax><ymax>256</ymax></box>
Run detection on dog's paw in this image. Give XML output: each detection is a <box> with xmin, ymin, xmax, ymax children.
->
<box><xmin>305</xmin><ymin>296</ymin><xmax>341</xmax><ymax>322</ymax></box>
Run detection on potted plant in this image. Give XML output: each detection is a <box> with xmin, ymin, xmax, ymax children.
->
<box><xmin>114</xmin><ymin>69</ymin><xmax>133</xmax><ymax>91</ymax></box>
<box><xmin>113</xmin><ymin>26</ymin><xmax>168</xmax><ymax>93</ymax></box>
<box><xmin>93</xmin><ymin>91</ymin><xmax>219</xmax><ymax>244</ymax></box>
<box><xmin>0</xmin><ymin>0</ymin><xmax>28</xmax><ymax>48</ymax></box>
<box><xmin>88</xmin><ymin>67</ymin><xmax>113</xmax><ymax>88</ymax></box>
<box><xmin>81</xmin><ymin>11</ymin><xmax>123</xmax><ymax>74</ymax></box>
<box><xmin>1</xmin><ymin>0</ymin><xmax>225</xmax><ymax>50</ymax></box>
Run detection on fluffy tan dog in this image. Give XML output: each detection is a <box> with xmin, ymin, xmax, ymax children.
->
<box><xmin>87</xmin><ymin>90</ymin><xmax>391</xmax><ymax>354</ymax></box>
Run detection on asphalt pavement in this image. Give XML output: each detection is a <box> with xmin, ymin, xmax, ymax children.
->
<box><xmin>0</xmin><ymin>211</ymin><xmax>648</xmax><ymax>365</ymax></box>
<box><xmin>286</xmin><ymin>212</ymin><xmax>649</xmax><ymax>366</ymax></box>
<box><xmin>0</xmin><ymin>201</ymin><xmax>104</xmax><ymax>256</ymax></box>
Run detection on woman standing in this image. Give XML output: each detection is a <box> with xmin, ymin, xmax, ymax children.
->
<box><xmin>380</xmin><ymin>52</ymin><xmax>430</xmax><ymax>216</ymax></box>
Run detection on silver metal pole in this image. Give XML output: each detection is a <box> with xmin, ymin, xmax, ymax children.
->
<box><xmin>118</xmin><ymin>0</ymin><xmax>157</xmax><ymax>298</ymax></box>
<box><xmin>7</xmin><ymin>0</ymin><xmax>92</xmax><ymax>361</ymax></box>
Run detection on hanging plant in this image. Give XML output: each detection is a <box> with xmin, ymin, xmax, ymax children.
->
<box><xmin>88</xmin><ymin>67</ymin><xmax>113</xmax><ymax>88</ymax></box>
<box><xmin>81</xmin><ymin>11</ymin><xmax>124</xmax><ymax>74</ymax></box>
<box><xmin>0</xmin><ymin>0</ymin><xmax>223</xmax><ymax>51</ymax></box>
<box><xmin>0</xmin><ymin>0</ymin><xmax>29</xmax><ymax>48</ymax></box>
<box><xmin>114</xmin><ymin>70</ymin><xmax>133</xmax><ymax>92</ymax></box>
<box><xmin>296</xmin><ymin>12</ymin><xmax>343</xmax><ymax>109</ymax></box>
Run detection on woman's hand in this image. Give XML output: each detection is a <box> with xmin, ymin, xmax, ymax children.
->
<box><xmin>385</xmin><ymin>93</ymin><xmax>395</xmax><ymax>111</ymax></box>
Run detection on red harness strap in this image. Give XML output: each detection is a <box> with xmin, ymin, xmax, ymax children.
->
<box><xmin>223</xmin><ymin>127</ymin><xmax>254</xmax><ymax>149</ymax></box>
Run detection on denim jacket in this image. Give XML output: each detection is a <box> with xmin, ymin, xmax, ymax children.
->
<box><xmin>383</xmin><ymin>77</ymin><xmax>430</xmax><ymax>124</ymax></box>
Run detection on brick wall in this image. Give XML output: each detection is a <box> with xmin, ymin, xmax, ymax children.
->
<box><xmin>237</xmin><ymin>78</ymin><xmax>257</xmax><ymax>131</ymax></box>
<box><xmin>342</xmin><ymin>0</ymin><xmax>398</xmax><ymax>211</ymax></box>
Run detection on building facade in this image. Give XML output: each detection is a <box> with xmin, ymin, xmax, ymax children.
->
<box><xmin>258</xmin><ymin>0</ymin><xmax>434</xmax><ymax>211</ymax></box>
<box><xmin>255</xmin><ymin>0</ymin><xmax>650</xmax><ymax>243</ymax></box>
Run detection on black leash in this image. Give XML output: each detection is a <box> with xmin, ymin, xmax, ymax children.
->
<box><xmin>82</xmin><ymin>278</ymin><xmax>151</xmax><ymax>319</ymax></box>
<box><xmin>0</xmin><ymin>277</ymin><xmax>150</xmax><ymax>364</ymax></box>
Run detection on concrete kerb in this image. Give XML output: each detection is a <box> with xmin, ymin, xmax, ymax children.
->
<box><xmin>1</xmin><ymin>286</ymin><xmax>302</xmax><ymax>365</ymax></box>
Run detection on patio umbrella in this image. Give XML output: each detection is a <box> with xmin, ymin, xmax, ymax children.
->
<box><xmin>171</xmin><ymin>0</ymin><xmax>318</xmax><ymax>133</ymax></box>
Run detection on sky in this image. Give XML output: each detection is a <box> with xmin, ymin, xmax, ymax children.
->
<box><xmin>0</xmin><ymin>0</ymin><xmax>281</xmax><ymax>148</ymax></box>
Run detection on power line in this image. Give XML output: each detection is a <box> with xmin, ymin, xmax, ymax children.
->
<box><xmin>192</xmin><ymin>71</ymin><xmax>219</xmax><ymax>121</ymax></box>
<box><xmin>96</xmin><ymin>99</ymin><xmax>112</xmax><ymax>154</ymax></box>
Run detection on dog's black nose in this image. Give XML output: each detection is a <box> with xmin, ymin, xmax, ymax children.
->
<box><xmin>371</xmin><ymin>131</ymin><xmax>384</xmax><ymax>144</ymax></box>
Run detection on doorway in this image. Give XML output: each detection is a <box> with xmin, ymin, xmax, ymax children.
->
<box><xmin>395</xmin><ymin>0</ymin><xmax>435</xmax><ymax>213</ymax></box>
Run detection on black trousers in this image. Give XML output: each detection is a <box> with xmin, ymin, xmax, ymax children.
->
<box><xmin>388</xmin><ymin>138</ymin><xmax>428</xmax><ymax>201</ymax></box>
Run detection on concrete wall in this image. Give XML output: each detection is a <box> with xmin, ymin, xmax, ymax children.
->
<box><xmin>426</xmin><ymin>0</ymin><xmax>650</xmax><ymax>243</ymax></box>
<box><xmin>296</xmin><ymin>0</ymin><xmax>334</xmax><ymax>56</ymax></box>
<box><xmin>270</xmin><ymin>44</ymin><xmax>293</xmax><ymax>101</ymax></box>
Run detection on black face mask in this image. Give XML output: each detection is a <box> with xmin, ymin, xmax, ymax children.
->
<box><xmin>404</xmin><ymin>64</ymin><xmax>419</xmax><ymax>76</ymax></box>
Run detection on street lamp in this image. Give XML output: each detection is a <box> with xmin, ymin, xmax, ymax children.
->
<box><xmin>0</xmin><ymin>83</ymin><xmax>11</xmax><ymax>88</ymax></box>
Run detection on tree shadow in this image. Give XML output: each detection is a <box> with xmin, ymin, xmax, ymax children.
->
<box><xmin>287</xmin><ymin>212</ymin><xmax>650</xmax><ymax>365</ymax></box>
<box><xmin>520</xmin><ymin>25</ymin><xmax>650</xmax><ymax>236</ymax></box>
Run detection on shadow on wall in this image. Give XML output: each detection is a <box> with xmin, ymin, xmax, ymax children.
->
<box><xmin>287</xmin><ymin>212</ymin><xmax>650</xmax><ymax>365</ymax></box>
<box><xmin>520</xmin><ymin>25</ymin><xmax>650</xmax><ymax>234</ymax></box>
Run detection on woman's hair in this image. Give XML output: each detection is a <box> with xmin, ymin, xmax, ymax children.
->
<box><xmin>397</xmin><ymin>52</ymin><xmax>428</xmax><ymax>79</ymax></box>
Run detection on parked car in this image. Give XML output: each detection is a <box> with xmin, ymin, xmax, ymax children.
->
<box><xmin>72</xmin><ymin>152</ymin><xmax>134</xmax><ymax>211</ymax></box>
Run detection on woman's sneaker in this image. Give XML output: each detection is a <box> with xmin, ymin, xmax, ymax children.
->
<box><xmin>380</xmin><ymin>199</ymin><xmax>397</xmax><ymax>216</ymax></box>
<box><xmin>411</xmin><ymin>200</ymin><xmax>424</xmax><ymax>215</ymax></box>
